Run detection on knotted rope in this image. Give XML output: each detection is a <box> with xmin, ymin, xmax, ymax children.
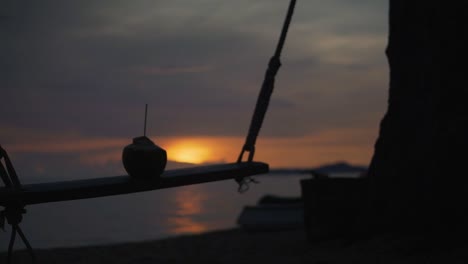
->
<box><xmin>0</xmin><ymin>146</ymin><xmax>35</xmax><ymax>264</ymax></box>
<box><xmin>236</xmin><ymin>0</ymin><xmax>297</xmax><ymax>192</ymax></box>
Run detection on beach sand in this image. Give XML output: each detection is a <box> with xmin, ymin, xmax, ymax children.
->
<box><xmin>3</xmin><ymin>228</ymin><xmax>468</xmax><ymax>263</ymax></box>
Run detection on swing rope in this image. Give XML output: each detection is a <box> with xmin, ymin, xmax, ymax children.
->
<box><xmin>236</xmin><ymin>0</ymin><xmax>297</xmax><ymax>191</ymax></box>
<box><xmin>0</xmin><ymin>146</ymin><xmax>36</xmax><ymax>264</ymax></box>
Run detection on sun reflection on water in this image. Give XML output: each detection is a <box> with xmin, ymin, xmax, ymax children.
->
<box><xmin>167</xmin><ymin>187</ymin><xmax>208</xmax><ymax>234</ymax></box>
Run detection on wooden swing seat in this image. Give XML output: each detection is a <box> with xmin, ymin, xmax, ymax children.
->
<box><xmin>0</xmin><ymin>162</ymin><xmax>268</xmax><ymax>206</ymax></box>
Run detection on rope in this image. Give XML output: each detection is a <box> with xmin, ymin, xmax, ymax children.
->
<box><xmin>236</xmin><ymin>0</ymin><xmax>297</xmax><ymax>190</ymax></box>
<box><xmin>0</xmin><ymin>160</ymin><xmax>12</xmax><ymax>188</ymax></box>
<box><xmin>0</xmin><ymin>146</ymin><xmax>35</xmax><ymax>264</ymax></box>
<box><xmin>16</xmin><ymin>225</ymin><xmax>36</xmax><ymax>262</ymax></box>
<box><xmin>0</xmin><ymin>146</ymin><xmax>21</xmax><ymax>189</ymax></box>
<box><xmin>1</xmin><ymin>205</ymin><xmax>35</xmax><ymax>264</ymax></box>
<box><xmin>7</xmin><ymin>226</ymin><xmax>16</xmax><ymax>264</ymax></box>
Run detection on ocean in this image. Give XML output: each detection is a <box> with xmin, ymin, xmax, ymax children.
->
<box><xmin>0</xmin><ymin>173</ymin><xmax>310</xmax><ymax>251</ymax></box>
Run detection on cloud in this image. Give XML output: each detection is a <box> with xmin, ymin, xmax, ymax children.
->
<box><xmin>1</xmin><ymin>0</ymin><xmax>389</xmax><ymax>176</ymax></box>
<box><xmin>136</xmin><ymin>65</ymin><xmax>213</xmax><ymax>76</ymax></box>
<box><xmin>5</xmin><ymin>138</ymin><xmax>127</xmax><ymax>153</ymax></box>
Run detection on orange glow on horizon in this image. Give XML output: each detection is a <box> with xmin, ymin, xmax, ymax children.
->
<box><xmin>160</xmin><ymin>128</ymin><xmax>377</xmax><ymax>168</ymax></box>
<box><xmin>165</xmin><ymin>140</ymin><xmax>213</xmax><ymax>164</ymax></box>
<box><xmin>161</xmin><ymin>137</ymin><xmax>243</xmax><ymax>165</ymax></box>
<box><xmin>4</xmin><ymin>128</ymin><xmax>377</xmax><ymax>169</ymax></box>
<box><xmin>6</xmin><ymin>138</ymin><xmax>128</xmax><ymax>153</ymax></box>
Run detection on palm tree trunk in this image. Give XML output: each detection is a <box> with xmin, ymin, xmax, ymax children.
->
<box><xmin>368</xmin><ymin>1</ymin><xmax>468</xmax><ymax>233</ymax></box>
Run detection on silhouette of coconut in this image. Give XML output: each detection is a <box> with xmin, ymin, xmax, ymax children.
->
<box><xmin>122</xmin><ymin>136</ymin><xmax>167</xmax><ymax>179</ymax></box>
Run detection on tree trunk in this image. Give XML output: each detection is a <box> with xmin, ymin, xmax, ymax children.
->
<box><xmin>368</xmin><ymin>1</ymin><xmax>468</xmax><ymax>233</ymax></box>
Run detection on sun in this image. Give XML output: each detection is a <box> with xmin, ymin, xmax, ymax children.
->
<box><xmin>162</xmin><ymin>136</ymin><xmax>243</xmax><ymax>165</ymax></box>
<box><xmin>167</xmin><ymin>140</ymin><xmax>212</xmax><ymax>164</ymax></box>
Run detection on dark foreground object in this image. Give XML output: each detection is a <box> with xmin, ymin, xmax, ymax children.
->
<box><xmin>3</xmin><ymin>228</ymin><xmax>468</xmax><ymax>264</ymax></box>
<box><xmin>367</xmin><ymin>0</ymin><xmax>468</xmax><ymax>234</ymax></box>
<box><xmin>0</xmin><ymin>162</ymin><xmax>268</xmax><ymax>206</ymax></box>
<box><xmin>301</xmin><ymin>177</ymin><xmax>368</xmax><ymax>242</ymax></box>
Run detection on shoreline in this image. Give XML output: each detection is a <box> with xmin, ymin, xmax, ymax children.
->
<box><xmin>2</xmin><ymin>228</ymin><xmax>309</xmax><ymax>264</ymax></box>
<box><xmin>2</xmin><ymin>227</ymin><xmax>468</xmax><ymax>263</ymax></box>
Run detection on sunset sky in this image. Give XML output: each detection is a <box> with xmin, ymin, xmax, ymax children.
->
<box><xmin>1</xmin><ymin>1</ymin><xmax>388</xmax><ymax>181</ymax></box>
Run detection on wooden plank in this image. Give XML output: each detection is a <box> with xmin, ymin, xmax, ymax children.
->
<box><xmin>0</xmin><ymin>162</ymin><xmax>268</xmax><ymax>206</ymax></box>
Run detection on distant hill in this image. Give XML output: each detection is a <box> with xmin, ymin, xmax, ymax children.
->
<box><xmin>313</xmin><ymin>162</ymin><xmax>367</xmax><ymax>174</ymax></box>
<box><xmin>166</xmin><ymin>160</ymin><xmax>197</xmax><ymax>170</ymax></box>
<box><xmin>269</xmin><ymin>161</ymin><xmax>368</xmax><ymax>176</ymax></box>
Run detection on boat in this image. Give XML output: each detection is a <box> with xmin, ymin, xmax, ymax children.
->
<box><xmin>236</xmin><ymin>162</ymin><xmax>368</xmax><ymax>232</ymax></box>
<box><xmin>237</xmin><ymin>195</ymin><xmax>304</xmax><ymax>231</ymax></box>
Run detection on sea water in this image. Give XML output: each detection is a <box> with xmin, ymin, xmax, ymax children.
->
<box><xmin>0</xmin><ymin>173</ymin><xmax>310</xmax><ymax>251</ymax></box>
